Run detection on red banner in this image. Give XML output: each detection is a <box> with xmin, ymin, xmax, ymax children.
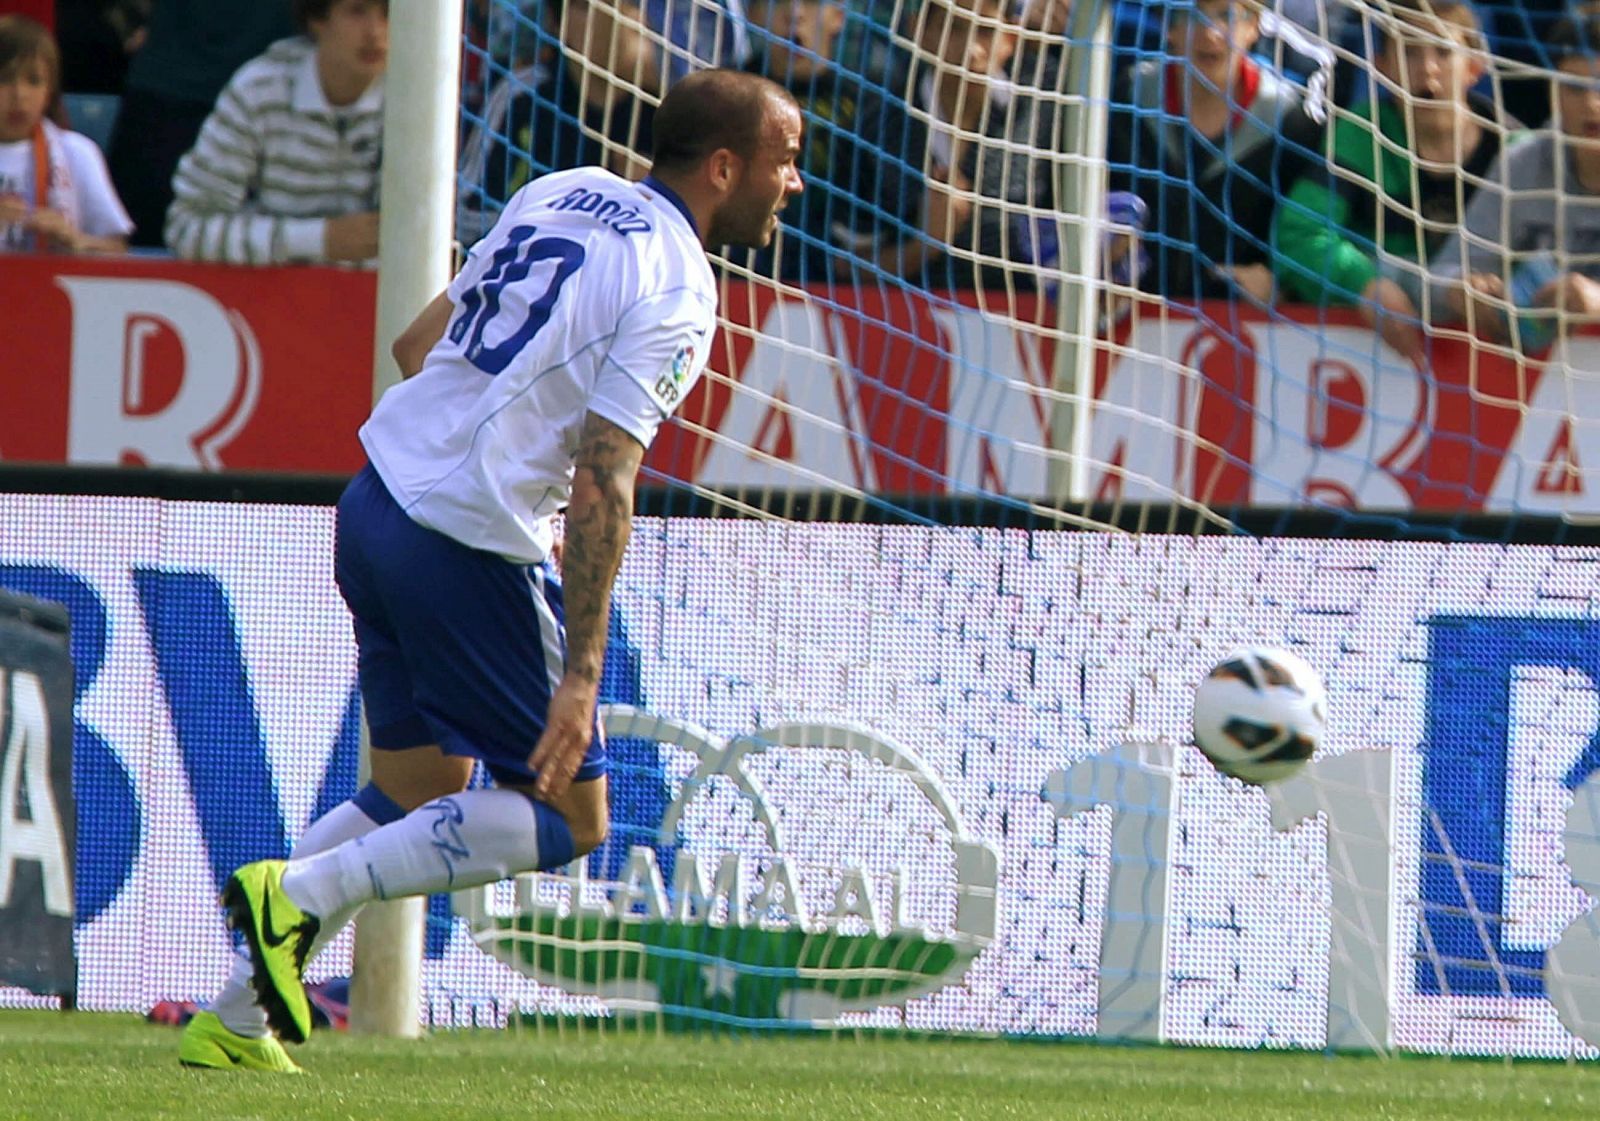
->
<box><xmin>2</xmin><ymin>254</ymin><xmax>1595</xmax><ymax>514</ymax></box>
<box><xmin>0</xmin><ymin>254</ymin><xmax>374</xmax><ymax>472</ymax></box>
<box><xmin>1091</xmin><ymin>302</ymin><xmax>1600</xmax><ymax>513</ymax></box>
<box><xmin>645</xmin><ymin>285</ymin><xmax>1034</xmax><ymax>493</ymax></box>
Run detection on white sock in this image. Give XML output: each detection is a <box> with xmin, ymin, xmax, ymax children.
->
<box><xmin>280</xmin><ymin>789</ymin><xmax>549</xmax><ymax>921</ymax></box>
<box><xmin>208</xmin><ymin>799</ymin><xmax>383</xmax><ymax>1037</ymax></box>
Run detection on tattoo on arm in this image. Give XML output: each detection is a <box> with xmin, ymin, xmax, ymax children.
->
<box><xmin>561</xmin><ymin>412</ymin><xmax>645</xmax><ymax>685</ymax></box>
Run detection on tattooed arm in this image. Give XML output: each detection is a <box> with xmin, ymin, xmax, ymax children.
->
<box><xmin>530</xmin><ymin>410</ymin><xmax>645</xmax><ymax>800</ymax></box>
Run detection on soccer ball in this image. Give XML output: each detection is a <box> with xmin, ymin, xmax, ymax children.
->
<box><xmin>1191</xmin><ymin>648</ymin><xmax>1326</xmax><ymax>785</ymax></box>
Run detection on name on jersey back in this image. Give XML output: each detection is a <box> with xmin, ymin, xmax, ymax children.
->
<box><xmin>547</xmin><ymin>186</ymin><xmax>653</xmax><ymax>236</ymax></box>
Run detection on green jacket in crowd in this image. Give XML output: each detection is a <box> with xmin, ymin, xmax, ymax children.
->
<box><xmin>1273</xmin><ymin>92</ymin><xmax>1512</xmax><ymax>307</ymax></box>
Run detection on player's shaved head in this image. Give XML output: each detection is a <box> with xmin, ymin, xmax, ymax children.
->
<box><xmin>650</xmin><ymin>69</ymin><xmax>797</xmax><ymax>172</ymax></box>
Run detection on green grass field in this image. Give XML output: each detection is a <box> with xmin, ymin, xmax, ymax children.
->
<box><xmin>0</xmin><ymin>1009</ymin><xmax>1593</xmax><ymax>1120</ymax></box>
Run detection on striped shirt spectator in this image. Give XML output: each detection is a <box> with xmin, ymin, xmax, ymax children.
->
<box><xmin>166</xmin><ymin>1</ymin><xmax>387</xmax><ymax>265</ymax></box>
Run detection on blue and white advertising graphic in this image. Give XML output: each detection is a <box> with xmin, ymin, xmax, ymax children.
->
<box><xmin>2</xmin><ymin>493</ymin><xmax>1600</xmax><ymax>1058</ymax></box>
<box><xmin>460</xmin><ymin>709</ymin><xmax>1000</xmax><ymax>1028</ymax></box>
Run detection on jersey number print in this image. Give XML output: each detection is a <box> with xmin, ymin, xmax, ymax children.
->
<box><xmin>451</xmin><ymin>225</ymin><xmax>586</xmax><ymax>375</ymax></box>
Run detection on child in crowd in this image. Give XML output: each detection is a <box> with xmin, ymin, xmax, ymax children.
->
<box><xmin>1274</xmin><ymin>0</ymin><xmax>1511</xmax><ymax>362</ymax></box>
<box><xmin>1429</xmin><ymin>13</ymin><xmax>1600</xmax><ymax>349</ymax></box>
<box><xmin>0</xmin><ymin>15</ymin><xmax>131</xmax><ymax>254</ymax></box>
<box><xmin>107</xmin><ymin>0</ymin><xmax>295</xmax><ymax>248</ymax></box>
<box><xmin>164</xmin><ymin>0</ymin><xmax>388</xmax><ymax>265</ymax></box>
<box><xmin>844</xmin><ymin>0</ymin><xmax>1057</xmax><ymax>291</ymax></box>
<box><xmin>486</xmin><ymin>0</ymin><xmax>658</xmax><ymax>199</ymax></box>
<box><xmin>1107</xmin><ymin>0</ymin><xmax>1325</xmax><ymax>308</ymax></box>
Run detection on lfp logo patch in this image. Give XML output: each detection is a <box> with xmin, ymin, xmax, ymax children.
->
<box><xmin>671</xmin><ymin>343</ymin><xmax>694</xmax><ymax>383</ymax></box>
<box><xmin>652</xmin><ymin>343</ymin><xmax>695</xmax><ymax>408</ymax></box>
<box><xmin>459</xmin><ymin>707</ymin><xmax>999</xmax><ymax>1027</ymax></box>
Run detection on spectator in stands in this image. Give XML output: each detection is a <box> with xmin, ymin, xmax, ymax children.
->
<box><xmin>1001</xmin><ymin>0</ymin><xmax>1075</xmax><ymax>278</ymax></box>
<box><xmin>460</xmin><ymin>0</ymin><xmax>554</xmax><ymax>121</ymax></box>
<box><xmin>165</xmin><ymin>0</ymin><xmax>386</xmax><ymax>265</ymax></box>
<box><xmin>651</xmin><ymin>0</ymin><xmax>750</xmax><ymax>82</ymax></box>
<box><xmin>1015</xmin><ymin>0</ymin><xmax>1069</xmax><ymax>82</ymax></box>
<box><xmin>106</xmin><ymin>0</ymin><xmax>296</xmax><ymax>248</ymax></box>
<box><xmin>461</xmin><ymin>0</ymin><xmax>501</xmax><ymax>120</ymax></box>
<box><xmin>1005</xmin><ymin>0</ymin><xmax>1070</xmax><ymax>141</ymax></box>
<box><xmin>843</xmin><ymin>0</ymin><xmax>1060</xmax><ymax>291</ymax></box>
<box><xmin>1477</xmin><ymin>0</ymin><xmax>1568</xmax><ymax>128</ymax></box>
<box><xmin>1429</xmin><ymin>13</ymin><xmax>1600</xmax><ymax>348</ymax></box>
<box><xmin>459</xmin><ymin>0</ymin><xmax>659</xmax><ymax>244</ymax></box>
<box><xmin>1274</xmin><ymin>0</ymin><xmax>1510</xmax><ymax>363</ymax></box>
<box><xmin>740</xmin><ymin>0</ymin><xmax>855</xmax><ymax>281</ymax></box>
<box><xmin>1106</xmin><ymin>0</ymin><xmax>1324</xmax><ymax>307</ymax></box>
<box><xmin>1113</xmin><ymin>0</ymin><xmax>1330</xmax><ymax>98</ymax></box>
<box><xmin>56</xmin><ymin>0</ymin><xmax>148</xmax><ymax>95</ymax></box>
<box><xmin>458</xmin><ymin>0</ymin><xmax>543</xmax><ymax>186</ymax></box>
<box><xmin>0</xmin><ymin>15</ymin><xmax>131</xmax><ymax>252</ymax></box>
<box><xmin>745</xmin><ymin>0</ymin><xmax>846</xmax><ymax>94</ymax></box>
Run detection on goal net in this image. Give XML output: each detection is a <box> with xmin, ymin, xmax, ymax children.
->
<box><xmin>424</xmin><ymin>0</ymin><xmax>1600</xmax><ymax>1057</ymax></box>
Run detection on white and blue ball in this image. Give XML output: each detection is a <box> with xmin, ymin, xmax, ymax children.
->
<box><xmin>1192</xmin><ymin>648</ymin><xmax>1326</xmax><ymax>785</ymax></box>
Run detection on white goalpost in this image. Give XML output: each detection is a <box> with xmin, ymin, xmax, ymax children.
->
<box><xmin>354</xmin><ymin>0</ymin><xmax>466</xmax><ymax>1039</ymax></box>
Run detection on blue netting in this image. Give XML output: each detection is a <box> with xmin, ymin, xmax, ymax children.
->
<box><xmin>379</xmin><ymin>1</ymin><xmax>1600</xmax><ymax>1048</ymax></box>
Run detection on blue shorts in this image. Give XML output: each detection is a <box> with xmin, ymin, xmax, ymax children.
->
<box><xmin>334</xmin><ymin>463</ymin><xmax>606</xmax><ymax>786</ymax></box>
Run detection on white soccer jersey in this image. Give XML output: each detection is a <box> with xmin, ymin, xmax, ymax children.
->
<box><xmin>361</xmin><ymin>166</ymin><xmax>717</xmax><ymax>564</ymax></box>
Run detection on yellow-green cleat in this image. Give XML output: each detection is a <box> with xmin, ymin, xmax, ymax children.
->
<box><xmin>221</xmin><ymin>860</ymin><xmax>321</xmax><ymax>1045</ymax></box>
<box><xmin>178</xmin><ymin>1011</ymin><xmax>303</xmax><ymax>1073</ymax></box>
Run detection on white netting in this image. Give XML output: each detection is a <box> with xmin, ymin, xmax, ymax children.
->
<box><xmin>443</xmin><ymin>0</ymin><xmax>1600</xmax><ymax>1052</ymax></box>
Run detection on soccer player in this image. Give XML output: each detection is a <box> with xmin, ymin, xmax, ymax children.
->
<box><xmin>178</xmin><ymin>67</ymin><xmax>803</xmax><ymax>1072</ymax></box>
<box><xmin>738</xmin><ymin>0</ymin><xmax>852</xmax><ymax>283</ymax></box>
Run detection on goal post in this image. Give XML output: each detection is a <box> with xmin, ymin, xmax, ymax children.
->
<box><xmin>353</xmin><ymin>0</ymin><xmax>465</xmax><ymax>1039</ymax></box>
<box><xmin>1046</xmin><ymin>0</ymin><xmax>1112</xmax><ymax>508</ymax></box>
